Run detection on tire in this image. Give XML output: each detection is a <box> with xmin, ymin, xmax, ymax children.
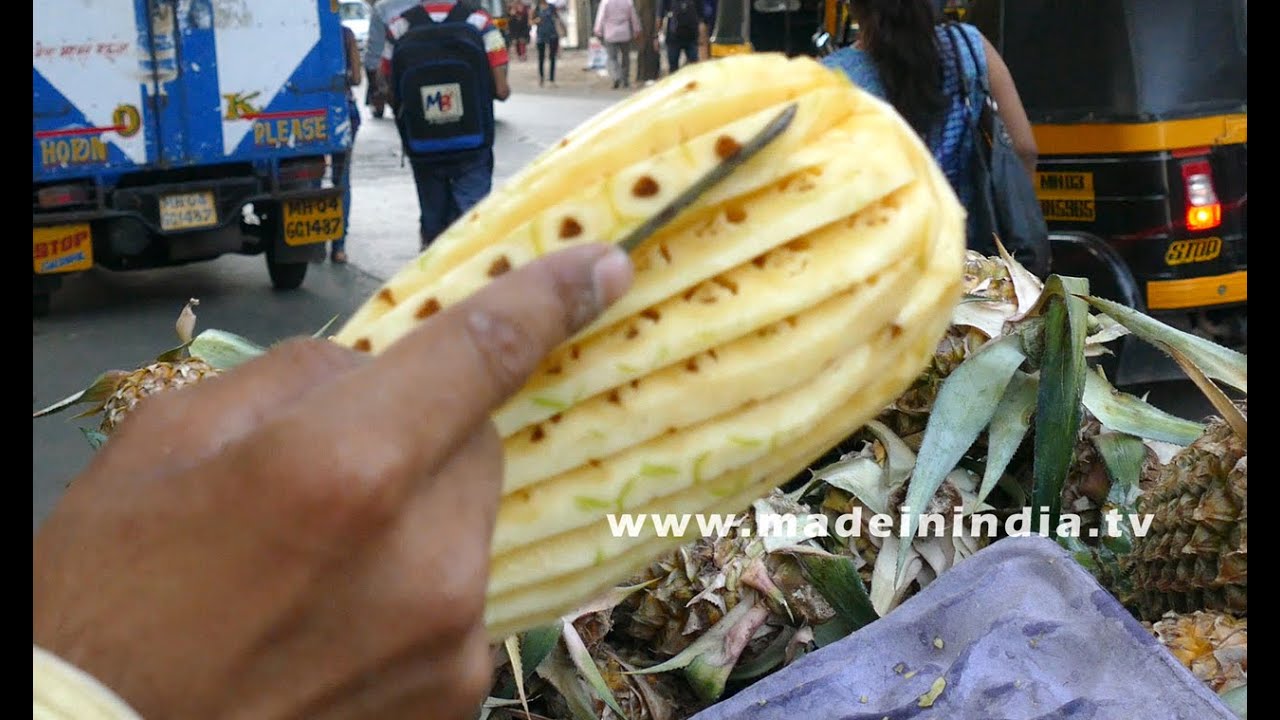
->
<box><xmin>33</xmin><ymin>293</ymin><xmax>51</xmax><ymax>318</ymax></box>
<box><xmin>266</xmin><ymin>254</ymin><xmax>308</xmax><ymax>290</ymax></box>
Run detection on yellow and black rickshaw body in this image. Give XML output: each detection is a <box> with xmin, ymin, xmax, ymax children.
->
<box><xmin>972</xmin><ymin>0</ymin><xmax>1247</xmax><ymax>383</ymax></box>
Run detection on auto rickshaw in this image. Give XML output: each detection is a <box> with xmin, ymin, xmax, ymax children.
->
<box><xmin>969</xmin><ymin>0</ymin><xmax>1247</xmax><ymax>383</ymax></box>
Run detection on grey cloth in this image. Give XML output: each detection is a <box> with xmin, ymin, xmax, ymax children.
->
<box><xmin>606</xmin><ymin>41</ymin><xmax>631</xmax><ymax>86</ymax></box>
<box><xmin>691</xmin><ymin>536</ymin><xmax>1237</xmax><ymax>720</ymax></box>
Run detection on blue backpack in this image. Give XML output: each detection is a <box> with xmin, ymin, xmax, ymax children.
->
<box><xmin>390</xmin><ymin>2</ymin><xmax>495</xmax><ymax>159</ymax></box>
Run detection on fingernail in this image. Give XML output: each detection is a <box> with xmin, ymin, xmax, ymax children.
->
<box><xmin>591</xmin><ymin>247</ymin><xmax>634</xmax><ymax>310</ymax></box>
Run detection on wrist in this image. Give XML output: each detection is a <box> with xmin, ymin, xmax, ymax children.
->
<box><xmin>34</xmin><ymin>645</ymin><xmax>145</xmax><ymax>719</ymax></box>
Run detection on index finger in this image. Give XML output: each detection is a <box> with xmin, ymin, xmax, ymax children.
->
<box><xmin>303</xmin><ymin>243</ymin><xmax>633</xmax><ymax>469</ymax></box>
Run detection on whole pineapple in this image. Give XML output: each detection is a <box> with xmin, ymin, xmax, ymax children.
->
<box><xmin>1128</xmin><ymin>409</ymin><xmax>1247</xmax><ymax>620</ymax></box>
<box><xmin>33</xmin><ymin>299</ymin><xmax>242</xmax><ymax>439</ymax></box>
<box><xmin>95</xmin><ymin>358</ymin><xmax>220</xmax><ymax>434</ymax></box>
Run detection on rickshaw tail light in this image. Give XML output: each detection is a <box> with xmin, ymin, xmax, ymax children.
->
<box><xmin>1187</xmin><ymin>204</ymin><xmax>1221</xmax><ymax>232</ymax></box>
<box><xmin>1180</xmin><ymin>159</ymin><xmax>1221</xmax><ymax>231</ymax></box>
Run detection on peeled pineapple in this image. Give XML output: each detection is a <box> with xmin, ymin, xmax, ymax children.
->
<box><xmin>332</xmin><ymin>54</ymin><xmax>967</xmax><ymax>638</ymax></box>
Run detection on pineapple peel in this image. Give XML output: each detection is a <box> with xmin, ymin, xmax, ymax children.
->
<box><xmin>334</xmin><ymin>54</ymin><xmax>966</xmax><ymax>638</ymax></box>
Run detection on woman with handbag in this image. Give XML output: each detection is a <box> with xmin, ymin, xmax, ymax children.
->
<box><xmin>821</xmin><ymin>0</ymin><xmax>1049</xmax><ymax>274</ymax></box>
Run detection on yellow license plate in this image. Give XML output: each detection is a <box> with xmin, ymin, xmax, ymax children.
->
<box><xmin>1036</xmin><ymin>171</ymin><xmax>1096</xmax><ymax>222</ymax></box>
<box><xmin>1147</xmin><ymin>271</ymin><xmax>1246</xmax><ymax>310</ymax></box>
<box><xmin>159</xmin><ymin>192</ymin><xmax>218</xmax><ymax>231</ymax></box>
<box><xmin>283</xmin><ymin>195</ymin><xmax>344</xmax><ymax>246</ymax></box>
<box><xmin>33</xmin><ymin>224</ymin><xmax>93</xmax><ymax>274</ymax></box>
<box><xmin>1165</xmin><ymin>237</ymin><xmax>1223</xmax><ymax>266</ymax></box>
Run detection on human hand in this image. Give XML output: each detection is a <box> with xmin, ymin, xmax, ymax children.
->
<box><xmin>32</xmin><ymin>244</ymin><xmax>635</xmax><ymax>720</ymax></box>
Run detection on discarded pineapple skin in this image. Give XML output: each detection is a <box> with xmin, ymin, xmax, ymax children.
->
<box><xmin>1129</xmin><ymin>415</ymin><xmax>1247</xmax><ymax>620</ymax></box>
<box><xmin>101</xmin><ymin>359</ymin><xmax>220</xmax><ymax>434</ymax></box>
<box><xmin>333</xmin><ymin>54</ymin><xmax>967</xmax><ymax>639</ymax></box>
<box><xmin>1146</xmin><ymin>610</ymin><xmax>1247</xmax><ymax>694</ymax></box>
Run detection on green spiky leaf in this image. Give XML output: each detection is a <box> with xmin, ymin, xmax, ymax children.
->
<box><xmin>865</xmin><ymin>420</ymin><xmax>917</xmax><ymax>490</ymax></box>
<box><xmin>1082</xmin><ymin>295</ymin><xmax>1247</xmax><ymax>393</ymax></box>
<box><xmin>810</xmin><ymin>455</ymin><xmax>889</xmax><ymax>515</ymax></box>
<box><xmin>1082</xmin><ymin>368</ymin><xmax>1204</xmax><ymax>445</ymax></box>
<box><xmin>1219</xmin><ymin>684</ymin><xmax>1247</xmax><ymax>719</ymax></box>
<box><xmin>535</xmin><ymin>645</ymin><xmax>601</xmax><ymax>720</ymax></box>
<box><xmin>897</xmin><ymin>333</ymin><xmax>1026</xmax><ymax>577</ymax></box>
<box><xmin>1032</xmin><ymin>277</ymin><xmax>1089</xmax><ymax>527</ymax></box>
<box><xmin>799</xmin><ymin>553</ymin><xmax>878</xmax><ymax>630</ymax></box>
<box><xmin>188</xmin><ymin>329</ymin><xmax>267</xmax><ymax>370</ymax></box>
<box><xmin>629</xmin><ymin>596</ymin><xmax>768</xmax><ymax>701</ymax></box>
<box><xmin>1092</xmin><ymin>432</ymin><xmax>1148</xmax><ymax>513</ymax></box>
<box><xmin>1164</xmin><ymin>345</ymin><xmax>1247</xmax><ymax>442</ymax></box>
<box><xmin>502</xmin><ymin>636</ymin><xmax>530</xmax><ymax>719</ymax></box>
<box><xmin>154</xmin><ymin>342</ymin><xmax>192</xmax><ymax>363</ymax></box>
<box><xmin>728</xmin><ymin>626</ymin><xmax>795</xmax><ymax>681</ymax></box>
<box><xmin>977</xmin><ymin>370</ymin><xmax>1038</xmax><ymax>507</ymax></box>
<box><xmin>561</xmin><ymin>621</ymin><xmax>626</xmax><ymax>717</ymax></box>
<box><xmin>81</xmin><ymin>427</ymin><xmax>108</xmax><ymax>450</ymax></box>
<box><xmin>520</xmin><ymin>623</ymin><xmax>562</xmax><ymax>678</ymax></box>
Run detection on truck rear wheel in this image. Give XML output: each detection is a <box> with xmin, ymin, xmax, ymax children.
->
<box><xmin>266</xmin><ymin>252</ymin><xmax>308</xmax><ymax>290</ymax></box>
<box><xmin>33</xmin><ymin>293</ymin><xmax>51</xmax><ymax>318</ymax></box>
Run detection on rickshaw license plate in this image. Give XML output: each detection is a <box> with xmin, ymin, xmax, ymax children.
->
<box><xmin>33</xmin><ymin>224</ymin><xmax>93</xmax><ymax>274</ymax></box>
<box><xmin>159</xmin><ymin>192</ymin><xmax>218</xmax><ymax>230</ymax></box>
<box><xmin>1165</xmin><ymin>237</ymin><xmax>1222</xmax><ymax>266</ymax></box>
<box><xmin>1036</xmin><ymin>171</ymin><xmax>1096</xmax><ymax>222</ymax></box>
<box><xmin>283</xmin><ymin>195</ymin><xmax>344</xmax><ymax>246</ymax></box>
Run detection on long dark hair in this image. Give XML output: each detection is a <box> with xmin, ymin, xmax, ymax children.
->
<box><xmin>850</xmin><ymin>0</ymin><xmax>946</xmax><ymax>140</ymax></box>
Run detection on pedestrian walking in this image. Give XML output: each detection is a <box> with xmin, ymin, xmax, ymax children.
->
<box><xmin>381</xmin><ymin>0</ymin><xmax>512</xmax><ymax>250</ymax></box>
<box><xmin>595</xmin><ymin>0</ymin><xmax>642</xmax><ymax>88</ymax></box>
<box><xmin>330</xmin><ymin>23</ymin><xmax>363</xmax><ymax>264</ymax></box>
<box><xmin>659</xmin><ymin>0</ymin><xmax>701</xmax><ymax>74</ymax></box>
<box><xmin>507</xmin><ymin>0</ymin><xmax>531</xmax><ymax>61</ymax></box>
<box><xmin>532</xmin><ymin>0</ymin><xmax>565</xmax><ymax>86</ymax></box>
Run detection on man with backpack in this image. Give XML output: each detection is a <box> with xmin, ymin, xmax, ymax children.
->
<box><xmin>659</xmin><ymin>0</ymin><xmax>702</xmax><ymax>74</ymax></box>
<box><xmin>380</xmin><ymin>0</ymin><xmax>512</xmax><ymax>250</ymax></box>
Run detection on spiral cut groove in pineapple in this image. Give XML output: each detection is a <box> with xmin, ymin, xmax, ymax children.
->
<box><xmin>333</xmin><ymin>54</ymin><xmax>967</xmax><ymax>638</ymax></box>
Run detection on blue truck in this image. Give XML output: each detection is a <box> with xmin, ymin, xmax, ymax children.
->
<box><xmin>33</xmin><ymin>0</ymin><xmax>355</xmax><ymax>316</ymax></box>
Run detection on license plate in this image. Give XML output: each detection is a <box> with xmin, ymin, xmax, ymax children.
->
<box><xmin>1165</xmin><ymin>237</ymin><xmax>1223</xmax><ymax>266</ymax></box>
<box><xmin>33</xmin><ymin>224</ymin><xmax>93</xmax><ymax>274</ymax></box>
<box><xmin>159</xmin><ymin>192</ymin><xmax>218</xmax><ymax>231</ymax></box>
<box><xmin>283</xmin><ymin>195</ymin><xmax>344</xmax><ymax>246</ymax></box>
<box><xmin>1036</xmin><ymin>171</ymin><xmax>1096</xmax><ymax>222</ymax></box>
<box><xmin>1147</xmin><ymin>270</ymin><xmax>1246</xmax><ymax>310</ymax></box>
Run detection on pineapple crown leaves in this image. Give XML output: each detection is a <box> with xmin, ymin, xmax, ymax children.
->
<box><xmin>505</xmin><ymin>581</ymin><xmax>658</xmax><ymax>719</ymax></box>
<box><xmin>626</xmin><ymin>591</ymin><xmax>771</xmax><ymax>702</ymax></box>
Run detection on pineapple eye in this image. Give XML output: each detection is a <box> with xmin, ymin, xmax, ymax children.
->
<box><xmin>715</xmin><ymin>135</ymin><xmax>742</xmax><ymax>160</ymax></box>
<box><xmin>559</xmin><ymin>217</ymin><xmax>583</xmax><ymax>239</ymax></box>
<box><xmin>416</xmin><ymin>298</ymin><xmax>441</xmax><ymax>319</ymax></box>
<box><xmin>631</xmin><ymin>176</ymin><xmax>660</xmax><ymax>198</ymax></box>
<box><xmin>488</xmin><ymin>256</ymin><xmax>512</xmax><ymax>277</ymax></box>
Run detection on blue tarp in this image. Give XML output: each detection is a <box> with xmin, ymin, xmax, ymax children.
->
<box><xmin>692</xmin><ymin>536</ymin><xmax>1236</xmax><ymax>720</ymax></box>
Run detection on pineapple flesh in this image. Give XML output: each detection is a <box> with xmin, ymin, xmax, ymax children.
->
<box><xmin>331</xmin><ymin>54</ymin><xmax>967</xmax><ymax>638</ymax></box>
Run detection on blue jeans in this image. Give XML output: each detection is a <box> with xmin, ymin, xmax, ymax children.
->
<box><xmin>330</xmin><ymin>99</ymin><xmax>360</xmax><ymax>254</ymax></box>
<box><xmin>667</xmin><ymin>37</ymin><xmax>698</xmax><ymax>74</ymax></box>
<box><xmin>410</xmin><ymin>148</ymin><xmax>494</xmax><ymax>248</ymax></box>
